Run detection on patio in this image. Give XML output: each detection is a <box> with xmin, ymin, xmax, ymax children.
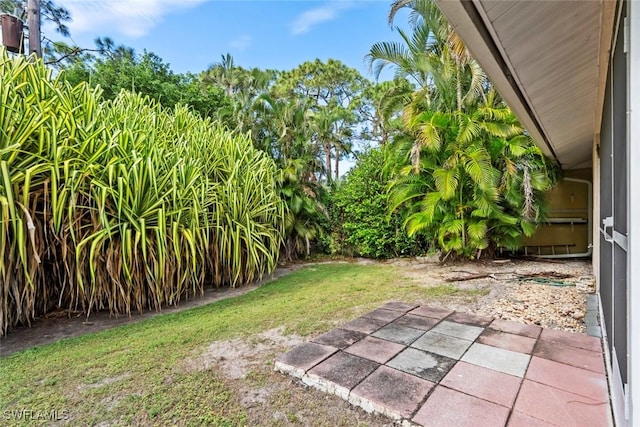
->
<box><xmin>275</xmin><ymin>302</ymin><xmax>612</xmax><ymax>426</ymax></box>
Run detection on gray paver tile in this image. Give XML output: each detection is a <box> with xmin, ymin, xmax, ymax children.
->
<box><xmin>387</xmin><ymin>347</ymin><xmax>456</xmax><ymax>382</ymax></box>
<box><xmin>430</xmin><ymin>320</ymin><xmax>484</xmax><ymax>341</ymax></box>
<box><xmin>393</xmin><ymin>314</ymin><xmax>440</xmax><ymax>331</ymax></box>
<box><xmin>372</xmin><ymin>323</ymin><xmax>425</xmax><ymax>345</ymax></box>
<box><xmin>587</xmin><ymin>325</ymin><xmax>602</xmax><ymax>337</ymax></box>
<box><xmin>411</xmin><ymin>331</ymin><xmax>473</xmax><ymax>359</ymax></box>
<box><xmin>350</xmin><ymin>365</ymin><xmax>434</xmax><ymax>419</ymax></box>
<box><xmin>461</xmin><ymin>342</ymin><xmax>531</xmax><ymax>377</ymax></box>
<box><xmin>312</xmin><ymin>328</ymin><xmax>367</xmax><ymax>349</ymax></box>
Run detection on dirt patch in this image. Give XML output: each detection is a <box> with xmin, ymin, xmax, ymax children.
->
<box><xmin>378</xmin><ymin>257</ymin><xmax>593</xmax><ymax>333</ymax></box>
<box><xmin>183</xmin><ymin>327</ymin><xmax>305</xmax><ymax>379</ymax></box>
<box><xmin>184</xmin><ymin>326</ymin><xmax>394</xmax><ymax>426</ymax></box>
<box><xmin>0</xmin><ymin>264</ymin><xmax>306</xmax><ymax>356</ymax></box>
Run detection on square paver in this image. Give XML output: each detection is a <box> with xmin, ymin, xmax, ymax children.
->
<box><xmin>393</xmin><ymin>314</ymin><xmax>440</xmax><ymax>331</ymax></box>
<box><xmin>478</xmin><ymin>329</ymin><xmax>537</xmax><ymax>354</ymax></box>
<box><xmin>441</xmin><ymin>361</ymin><xmax>522</xmax><ymax>407</ymax></box>
<box><xmin>461</xmin><ymin>343</ymin><xmax>531</xmax><ymax>377</ymax></box>
<box><xmin>380</xmin><ymin>301</ymin><xmax>420</xmax><ymax>312</ymax></box>
<box><xmin>587</xmin><ymin>324</ymin><xmax>602</xmax><ymax>337</ymax></box>
<box><xmin>387</xmin><ymin>348</ymin><xmax>456</xmax><ymax>382</ymax></box>
<box><xmin>525</xmin><ymin>356</ymin><xmax>609</xmax><ymax>401</ymax></box>
<box><xmin>372</xmin><ymin>323</ymin><xmax>424</xmax><ymax>345</ymax></box>
<box><xmin>585</xmin><ymin>311</ymin><xmax>599</xmax><ymax>326</ymax></box>
<box><xmin>345</xmin><ymin>336</ymin><xmax>406</xmax><ymax>364</ymax></box>
<box><xmin>362</xmin><ymin>308</ymin><xmax>405</xmax><ymax>323</ymax></box>
<box><xmin>533</xmin><ymin>340</ymin><xmax>605</xmax><ymax>374</ymax></box>
<box><xmin>514</xmin><ymin>380</ymin><xmax>612</xmax><ymax>427</ymax></box>
<box><xmin>430</xmin><ymin>320</ymin><xmax>484</xmax><ymax>341</ymax></box>
<box><xmin>350</xmin><ymin>365</ymin><xmax>434</xmax><ymax>419</ymax></box>
<box><xmin>507</xmin><ymin>411</ymin><xmax>557</xmax><ymax>427</ymax></box>
<box><xmin>409</xmin><ymin>306</ymin><xmax>453</xmax><ymax>319</ymax></box>
<box><xmin>446</xmin><ymin>311</ymin><xmax>494</xmax><ymax>327</ymax></box>
<box><xmin>488</xmin><ymin>319</ymin><xmax>542</xmax><ymax>339</ymax></box>
<box><xmin>413</xmin><ymin>386</ymin><xmax>510</xmax><ymax>427</ymax></box>
<box><xmin>275</xmin><ymin>343</ymin><xmax>338</xmax><ymax>377</ymax></box>
<box><xmin>312</xmin><ymin>328</ymin><xmax>367</xmax><ymax>349</ymax></box>
<box><xmin>538</xmin><ymin>328</ymin><xmax>602</xmax><ymax>352</ymax></box>
<box><xmin>341</xmin><ymin>316</ymin><xmax>389</xmax><ymax>334</ymax></box>
<box><xmin>411</xmin><ymin>331</ymin><xmax>473</xmax><ymax>359</ymax></box>
<box><xmin>305</xmin><ymin>352</ymin><xmax>379</xmax><ymax>398</ymax></box>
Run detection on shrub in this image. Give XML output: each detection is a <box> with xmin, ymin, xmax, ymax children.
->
<box><xmin>328</xmin><ymin>148</ymin><xmax>424</xmax><ymax>258</ymax></box>
<box><xmin>0</xmin><ymin>51</ymin><xmax>284</xmax><ymax>334</ymax></box>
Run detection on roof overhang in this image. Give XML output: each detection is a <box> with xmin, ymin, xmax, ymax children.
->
<box><xmin>435</xmin><ymin>0</ymin><xmax>618</xmax><ymax>169</ymax></box>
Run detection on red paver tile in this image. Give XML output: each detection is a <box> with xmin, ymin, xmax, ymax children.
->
<box><xmin>539</xmin><ymin>328</ymin><xmax>602</xmax><ymax>352</ymax></box>
<box><xmin>362</xmin><ymin>308</ymin><xmax>405</xmax><ymax>322</ymax></box>
<box><xmin>312</xmin><ymin>328</ymin><xmax>367</xmax><ymax>349</ymax></box>
<box><xmin>393</xmin><ymin>314</ymin><xmax>440</xmax><ymax>331</ymax></box>
<box><xmin>350</xmin><ymin>366</ymin><xmax>434</xmax><ymax>419</ymax></box>
<box><xmin>275</xmin><ymin>342</ymin><xmax>338</xmax><ymax>376</ymax></box>
<box><xmin>440</xmin><ymin>361</ymin><xmax>522</xmax><ymax>408</ymax></box>
<box><xmin>489</xmin><ymin>319</ymin><xmax>542</xmax><ymax>339</ymax></box>
<box><xmin>345</xmin><ymin>336</ymin><xmax>406</xmax><ymax>364</ymax></box>
<box><xmin>534</xmin><ymin>340</ymin><xmax>605</xmax><ymax>374</ymax></box>
<box><xmin>381</xmin><ymin>301</ymin><xmax>420</xmax><ymax>312</ymax></box>
<box><xmin>409</xmin><ymin>306</ymin><xmax>453</xmax><ymax>320</ymax></box>
<box><xmin>341</xmin><ymin>316</ymin><xmax>389</xmax><ymax>334</ymax></box>
<box><xmin>446</xmin><ymin>311</ymin><xmax>494</xmax><ymax>327</ymax></box>
<box><xmin>478</xmin><ymin>329</ymin><xmax>537</xmax><ymax>354</ymax></box>
<box><xmin>413</xmin><ymin>386</ymin><xmax>509</xmax><ymax>427</ymax></box>
<box><xmin>307</xmin><ymin>352</ymin><xmax>379</xmax><ymax>390</ymax></box>
<box><xmin>525</xmin><ymin>356</ymin><xmax>609</xmax><ymax>401</ymax></box>
<box><xmin>514</xmin><ymin>380</ymin><xmax>611</xmax><ymax>427</ymax></box>
<box><xmin>507</xmin><ymin>411</ymin><xmax>557</xmax><ymax>427</ymax></box>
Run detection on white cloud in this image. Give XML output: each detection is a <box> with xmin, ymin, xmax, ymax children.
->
<box><xmin>290</xmin><ymin>1</ymin><xmax>353</xmax><ymax>36</ymax></box>
<box><xmin>229</xmin><ymin>34</ymin><xmax>251</xmax><ymax>52</ymax></box>
<box><xmin>57</xmin><ymin>0</ymin><xmax>206</xmax><ymax>38</ymax></box>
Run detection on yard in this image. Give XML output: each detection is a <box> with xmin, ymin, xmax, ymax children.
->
<box><xmin>0</xmin><ymin>259</ymin><xmax>592</xmax><ymax>426</ymax></box>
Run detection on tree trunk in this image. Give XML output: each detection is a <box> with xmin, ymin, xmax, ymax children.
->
<box><xmin>334</xmin><ymin>146</ymin><xmax>340</xmax><ymax>181</ymax></box>
<box><xmin>27</xmin><ymin>0</ymin><xmax>41</xmax><ymax>58</ymax></box>
<box><xmin>325</xmin><ymin>142</ymin><xmax>332</xmax><ymax>182</ymax></box>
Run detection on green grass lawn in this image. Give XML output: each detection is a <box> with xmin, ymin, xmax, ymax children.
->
<box><xmin>0</xmin><ymin>263</ymin><xmax>484</xmax><ymax>426</ymax></box>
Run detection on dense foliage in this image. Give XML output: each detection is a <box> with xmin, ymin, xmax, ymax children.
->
<box><xmin>369</xmin><ymin>0</ymin><xmax>558</xmax><ymax>258</ymax></box>
<box><xmin>0</xmin><ymin>52</ymin><xmax>284</xmax><ymax>334</ymax></box>
<box><xmin>328</xmin><ymin>149</ymin><xmax>424</xmax><ymax>258</ymax></box>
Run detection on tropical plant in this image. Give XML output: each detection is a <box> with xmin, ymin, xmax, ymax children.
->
<box><xmin>329</xmin><ymin>148</ymin><xmax>424</xmax><ymax>258</ymax></box>
<box><xmin>0</xmin><ymin>50</ymin><xmax>284</xmax><ymax>334</ymax></box>
<box><xmin>370</xmin><ymin>0</ymin><xmax>558</xmax><ymax>259</ymax></box>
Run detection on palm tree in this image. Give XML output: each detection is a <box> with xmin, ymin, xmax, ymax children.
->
<box><xmin>377</xmin><ymin>0</ymin><xmax>557</xmax><ymax>258</ymax></box>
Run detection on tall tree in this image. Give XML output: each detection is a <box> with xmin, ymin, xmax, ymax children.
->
<box><xmin>274</xmin><ymin>59</ymin><xmax>368</xmax><ymax>182</ymax></box>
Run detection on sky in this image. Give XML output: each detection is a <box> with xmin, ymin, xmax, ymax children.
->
<box><xmin>49</xmin><ymin>0</ymin><xmax>407</xmax><ymax>79</ymax></box>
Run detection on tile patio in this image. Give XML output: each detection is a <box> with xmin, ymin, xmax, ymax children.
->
<box><xmin>275</xmin><ymin>303</ymin><xmax>613</xmax><ymax>426</ymax></box>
